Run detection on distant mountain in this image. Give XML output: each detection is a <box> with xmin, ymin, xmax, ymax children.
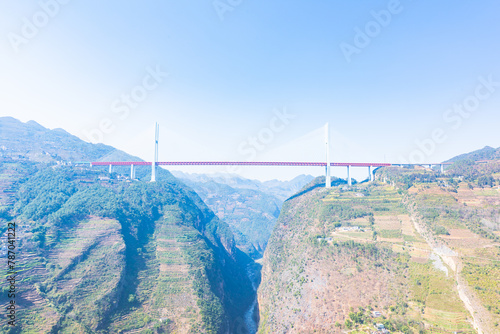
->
<box><xmin>172</xmin><ymin>171</ymin><xmax>314</xmax><ymax>202</ymax></box>
<box><xmin>446</xmin><ymin>145</ymin><xmax>500</xmax><ymax>163</ymax></box>
<box><xmin>0</xmin><ymin>117</ymin><xmax>117</xmax><ymax>162</ymax></box>
<box><xmin>0</xmin><ymin>117</ymin><xmax>154</xmax><ymax>180</ymax></box>
<box><xmin>260</xmin><ymin>175</ymin><xmax>316</xmax><ymax>202</ymax></box>
<box><xmin>172</xmin><ymin>171</ymin><xmax>314</xmax><ymax>258</ymax></box>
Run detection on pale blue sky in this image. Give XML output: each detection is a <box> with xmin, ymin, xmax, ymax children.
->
<box><xmin>1</xmin><ymin>0</ymin><xmax>499</xmax><ymax>180</ymax></box>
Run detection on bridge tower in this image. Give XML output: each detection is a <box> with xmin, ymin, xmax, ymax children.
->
<box><xmin>325</xmin><ymin>123</ymin><xmax>332</xmax><ymax>188</ymax></box>
<box><xmin>151</xmin><ymin>122</ymin><xmax>159</xmax><ymax>182</ymax></box>
<box><xmin>325</xmin><ymin>123</ymin><xmax>331</xmax><ymax>188</ymax></box>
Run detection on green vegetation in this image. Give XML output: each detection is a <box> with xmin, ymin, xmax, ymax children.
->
<box><xmin>378</xmin><ymin>229</ymin><xmax>402</xmax><ymax>239</ymax></box>
<box><xmin>377</xmin><ymin>160</ymin><xmax>500</xmax><ymax>332</ymax></box>
<box><xmin>0</xmin><ymin>165</ymin><xmax>254</xmax><ymax>333</ymax></box>
<box><xmin>259</xmin><ymin>161</ymin><xmax>499</xmax><ymax>333</ymax></box>
<box><xmin>462</xmin><ymin>261</ymin><xmax>500</xmax><ymax>320</ymax></box>
<box><xmin>320</xmin><ymin>202</ymin><xmax>369</xmax><ymax>222</ymax></box>
<box><xmin>3</xmin><ymin>123</ymin><xmax>499</xmax><ymax>334</ymax></box>
<box><xmin>408</xmin><ymin>262</ymin><xmax>475</xmax><ymax>332</ymax></box>
<box><xmin>258</xmin><ymin>182</ymin><xmax>416</xmax><ymax>333</ymax></box>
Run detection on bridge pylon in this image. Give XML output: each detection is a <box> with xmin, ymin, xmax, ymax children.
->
<box><xmin>151</xmin><ymin>122</ymin><xmax>159</xmax><ymax>182</ymax></box>
<box><xmin>325</xmin><ymin>123</ymin><xmax>331</xmax><ymax>188</ymax></box>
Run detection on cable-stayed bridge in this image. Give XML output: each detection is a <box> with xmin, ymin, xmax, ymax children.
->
<box><xmin>86</xmin><ymin>123</ymin><xmax>451</xmax><ymax>187</ymax></box>
<box><xmin>89</xmin><ymin>160</ymin><xmax>448</xmax><ymax>186</ymax></box>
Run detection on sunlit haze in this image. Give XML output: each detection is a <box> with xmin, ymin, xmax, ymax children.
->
<box><xmin>1</xmin><ymin>1</ymin><xmax>499</xmax><ymax>180</ymax></box>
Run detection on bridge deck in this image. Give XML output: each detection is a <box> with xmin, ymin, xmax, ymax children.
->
<box><xmin>89</xmin><ymin>161</ymin><xmax>450</xmax><ymax>167</ymax></box>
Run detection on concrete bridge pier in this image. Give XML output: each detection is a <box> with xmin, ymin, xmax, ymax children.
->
<box><xmin>325</xmin><ymin>166</ymin><xmax>331</xmax><ymax>187</ymax></box>
<box><xmin>368</xmin><ymin>166</ymin><xmax>374</xmax><ymax>182</ymax></box>
<box><xmin>440</xmin><ymin>164</ymin><xmax>444</xmax><ymax>173</ymax></box>
<box><xmin>347</xmin><ymin>165</ymin><xmax>352</xmax><ymax>186</ymax></box>
<box><xmin>109</xmin><ymin>164</ymin><xmax>113</xmax><ymax>174</ymax></box>
<box><xmin>130</xmin><ymin>164</ymin><xmax>136</xmax><ymax>179</ymax></box>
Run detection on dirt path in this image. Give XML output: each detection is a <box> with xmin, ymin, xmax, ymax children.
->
<box><xmin>403</xmin><ymin>196</ymin><xmax>490</xmax><ymax>334</ymax></box>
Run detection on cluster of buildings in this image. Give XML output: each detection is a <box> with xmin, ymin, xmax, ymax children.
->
<box><xmin>336</xmin><ymin>226</ymin><xmax>362</xmax><ymax>232</ymax></box>
<box><xmin>372</xmin><ymin>323</ymin><xmax>390</xmax><ymax>334</ymax></box>
<box><xmin>372</xmin><ymin>313</ymin><xmax>390</xmax><ymax>333</ymax></box>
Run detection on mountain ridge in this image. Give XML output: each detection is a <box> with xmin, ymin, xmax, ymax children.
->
<box><xmin>445</xmin><ymin>145</ymin><xmax>500</xmax><ymax>163</ymax></box>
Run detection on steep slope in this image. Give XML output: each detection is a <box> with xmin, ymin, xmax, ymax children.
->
<box><xmin>258</xmin><ymin>163</ymin><xmax>499</xmax><ymax>333</ymax></box>
<box><xmin>258</xmin><ymin>182</ymin><xmax>414</xmax><ymax>333</ymax></box>
<box><xmin>173</xmin><ymin>176</ymin><xmax>279</xmax><ymax>258</ymax></box>
<box><xmin>0</xmin><ymin>160</ymin><xmax>40</xmax><ymax>209</ymax></box>
<box><xmin>0</xmin><ymin>164</ymin><xmax>255</xmax><ymax>333</ymax></box>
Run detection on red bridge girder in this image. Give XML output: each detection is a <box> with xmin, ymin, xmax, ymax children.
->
<box><xmin>90</xmin><ymin>161</ymin><xmax>393</xmax><ymax>167</ymax></box>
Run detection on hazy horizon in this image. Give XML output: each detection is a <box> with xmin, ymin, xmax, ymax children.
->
<box><xmin>1</xmin><ymin>1</ymin><xmax>499</xmax><ymax>181</ymax></box>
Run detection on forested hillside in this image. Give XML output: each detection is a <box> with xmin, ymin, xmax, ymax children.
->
<box><xmin>0</xmin><ymin>164</ymin><xmax>256</xmax><ymax>333</ymax></box>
